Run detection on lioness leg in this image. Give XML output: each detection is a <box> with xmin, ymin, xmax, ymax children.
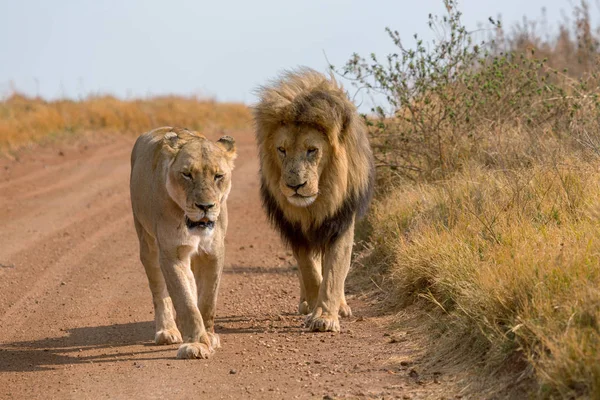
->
<box><xmin>134</xmin><ymin>218</ymin><xmax>181</xmax><ymax>345</ymax></box>
<box><xmin>191</xmin><ymin>252</ymin><xmax>223</xmax><ymax>349</ymax></box>
<box><xmin>158</xmin><ymin>251</ymin><xmax>213</xmax><ymax>359</ymax></box>
<box><xmin>306</xmin><ymin>219</ymin><xmax>355</xmax><ymax>332</ymax></box>
<box><xmin>293</xmin><ymin>247</ymin><xmax>322</xmax><ymax>315</ymax></box>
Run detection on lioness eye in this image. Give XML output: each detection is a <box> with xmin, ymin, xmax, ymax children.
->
<box><xmin>307</xmin><ymin>147</ymin><xmax>318</xmax><ymax>156</ymax></box>
<box><xmin>182</xmin><ymin>172</ymin><xmax>192</xmax><ymax>180</ymax></box>
<box><xmin>277</xmin><ymin>147</ymin><xmax>286</xmax><ymax>155</ymax></box>
<box><xmin>214</xmin><ymin>173</ymin><xmax>224</xmax><ymax>181</ymax></box>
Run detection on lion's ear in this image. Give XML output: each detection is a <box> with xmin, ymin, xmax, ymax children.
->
<box><xmin>339</xmin><ymin>101</ymin><xmax>354</xmax><ymax>137</ymax></box>
<box><xmin>216</xmin><ymin>136</ymin><xmax>237</xmax><ymax>160</ymax></box>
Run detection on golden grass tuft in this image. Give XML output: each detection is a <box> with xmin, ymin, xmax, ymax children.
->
<box><xmin>0</xmin><ymin>93</ymin><xmax>251</xmax><ymax>149</ymax></box>
<box><xmin>362</xmin><ymin>162</ymin><xmax>600</xmax><ymax>397</ymax></box>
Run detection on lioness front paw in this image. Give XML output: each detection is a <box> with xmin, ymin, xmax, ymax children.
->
<box><xmin>339</xmin><ymin>303</ymin><xmax>352</xmax><ymax>318</ymax></box>
<box><xmin>305</xmin><ymin>307</ymin><xmax>340</xmax><ymax>332</ymax></box>
<box><xmin>176</xmin><ymin>342</ymin><xmax>214</xmax><ymax>359</ymax></box>
<box><xmin>155</xmin><ymin>328</ymin><xmax>182</xmax><ymax>345</ymax></box>
<box><xmin>298</xmin><ymin>300</ymin><xmax>311</xmax><ymax>315</ymax></box>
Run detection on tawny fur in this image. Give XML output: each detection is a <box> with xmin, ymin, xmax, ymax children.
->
<box><xmin>253</xmin><ymin>68</ymin><xmax>374</xmax><ymax>332</ymax></box>
<box><xmin>254</xmin><ymin>69</ymin><xmax>373</xmax><ymax>227</ymax></box>
<box><xmin>130</xmin><ymin>126</ymin><xmax>236</xmax><ymax>359</ymax></box>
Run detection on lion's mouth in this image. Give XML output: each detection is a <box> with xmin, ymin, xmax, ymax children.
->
<box><xmin>287</xmin><ymin>193</ymin><xmax>317</xmax><ymax>207</ymax></box>
<box><xmin>185</xmin><ymin>216</ymin><xmax>215</xmax><ymax>230</ymax></box>
<box><xmin>291</xmin><ymin>191</ymin><xmax>319</xmax><ymax>199</ymax></box>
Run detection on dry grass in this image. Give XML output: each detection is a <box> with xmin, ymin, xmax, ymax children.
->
<box><xmin>341</xmin><ymin>1</ymin><xmax>600</xmax><ymax>397</ymax></box>
<box><xmin>360</xmin><ymin>161</ymin><xmax>600</xmax><ymax>397</ymax></box>
<box><xmin>0</xmin><ymin>93</ymin><xmax>251</xmax><ymax>149</ymax></box>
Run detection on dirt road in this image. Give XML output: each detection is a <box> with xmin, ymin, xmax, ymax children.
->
<box><xmin>0</xmin><ymin>131</ymin><xmax>453</xmax><ymax>399</ymax></box>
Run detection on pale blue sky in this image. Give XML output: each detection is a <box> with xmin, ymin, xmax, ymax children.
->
<box><xmin>0</xmin><ymin>0</ymin><xmax>587</xmax><ymax>105</ymax></box>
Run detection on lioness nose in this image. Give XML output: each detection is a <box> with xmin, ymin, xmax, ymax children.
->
<box><xmin>286</xmin><ymin>182</ymin><xmax>307</xmax><ymax>191</ymax></box>
<box><xmin>195</xmin><ymin>203</ymin><xmax>215</xmax><ymax>211</ymax></box>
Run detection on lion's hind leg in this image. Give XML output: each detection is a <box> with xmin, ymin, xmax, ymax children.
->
<box><xmin>134</xmin><ymin>217</ymin><xmax>182</xmax><ymax>345</ymax></box>
<box><xmin>339</xmin><ymin>295</ymin><xmax>352</xmax><ymax>318</ymax></box>
<box><xmin>297</xmin><ymin>275</ymin><xmax>310</xmax><ymax>315</ymax></box>
<box><xmin>293</xmin><ymin>248</ymin><xmax>322</xmax><ymax>315</ymax></box>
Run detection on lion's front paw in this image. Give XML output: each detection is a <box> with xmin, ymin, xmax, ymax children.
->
<box><xmin>298</xmin><ymin>300</ymin><xmax>311</xmax><ymax>315</ymax></box>
<box><xmin>338</xmin><ymin>303</ymin><xmax>352</xmax><ymax>318</ymax></box>
<box><xmin>176</xmin><ymin>342</ymin><xmax>214</xmax><ymax>359</ymax></box>
<box><xmin>305</xmin><ymin>307</ymin><xmax>340</xmax><ymax>332</ymax></box>
<box><xmin>155</xmin><ymin>328</ymin><xmax>182</xmax><ymax>345</ymax></box>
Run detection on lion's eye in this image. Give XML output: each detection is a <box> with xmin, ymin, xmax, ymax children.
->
<box><xmin>307</xmin><ymin>147</ymin><xmax>318</xmax><ymax>156</ymax></box>
<box><xmin>214</xmin><ymin>173</ymin><xmax>224</xmax><ymax>181</ymax></box>
<box><xmin>277</xmin><ymin>147</ymin><xmax>286</xmax><ymax>156</ymax></box>
<box><xmin>182</xmin><ymin>172</ymin><xmax>193</xmax><ymax>180</ymax></box>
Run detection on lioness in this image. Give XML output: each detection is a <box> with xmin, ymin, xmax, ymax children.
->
<box><xmin>130</xmin><ymin>127</ymin><xmax>236</xmax><ymax>359</ymax></box>
<box><xmin>253</xmin><ymin>69</ymin><xmax>375</xmax><ymax>332</ymax></box>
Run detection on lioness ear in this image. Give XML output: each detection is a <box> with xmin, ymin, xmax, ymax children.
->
<box><xmin>163</xmin><ymin>131</ymin><xmax>180</xmax><ymax>151</ymax></box>
<box><xmin>216</xmin><ymin>136</ymin><xmax>237</xmax><ymax>159</ymax></box>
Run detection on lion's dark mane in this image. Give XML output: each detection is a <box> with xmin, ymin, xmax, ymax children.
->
<box><xmin>260</xmin><ymin>169</ymin><xmax>374</xmax><ymax>253</ymax></box>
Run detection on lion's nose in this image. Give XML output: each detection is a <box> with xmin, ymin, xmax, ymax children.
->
<box><xmin>195</xmin><ymin>202</ymin><xmax>215</xmax><ymax>211</ymax></box>
<box><xmin>286</xmin><ymin>182</ymin><xmax>307</xmax><ymax>191</ymax></box>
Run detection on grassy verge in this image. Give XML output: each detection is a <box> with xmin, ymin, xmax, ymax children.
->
<box><xmin>339</xmin><ymin>1</ymin><xmax>600</xmax><ymax>397</ymax></box>
<box><xmin>361</xmin><ymin>163</ymin><xmax>600</xmax><ymax>397</ymax></box>
<box><xmin>0</xmin><ymin>93</ymin><xmax>251</xmax><ymax>149</ymax></box>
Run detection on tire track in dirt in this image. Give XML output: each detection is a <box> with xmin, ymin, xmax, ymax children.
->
<box><xmin>0</xmin><ymin>140</ymin><xmax>127</xmax><ymax>194</ymax></box>
<box><xmin>0</xmin><ymin>132</ymin><xmax>458</xmax><ymax>399</ymax></box>
<box><xmin>0</xmin><ymin>212</ymin><xmax>132</xmax><ymax>335</ymax></box>
<box><xmin>13</xmin><ymin>147</ymin><xmax>131</xmax><ymax>202</ymax></box>
<box><xmin>0</xmin><ymin>162</ymin><xmax>131</xmax><ymax>260</ymax></box>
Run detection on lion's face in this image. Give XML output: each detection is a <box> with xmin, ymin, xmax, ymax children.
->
<box><xmin>165</xmin><ymin>137</ymin><xmax>236</xmax><ymax>233</ymax></box>
<box><xmin>274</xmin><ymin>126</ymin><xmax>330</xmax><ymax>208</ymax></box>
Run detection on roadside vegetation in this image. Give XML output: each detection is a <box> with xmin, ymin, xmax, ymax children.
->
<box><xmin>0</xmin><ymin>94</ymin><xmax>250</xmax><ymax>149</ymax></box>
<box><xmin>337</xmin><ymin>0</ymin><xmax>600</xmax><ymax>397</ymax></box>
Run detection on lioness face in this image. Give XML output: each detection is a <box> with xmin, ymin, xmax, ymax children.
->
<box><xmin>166</xmin><ymin>139</ymin><xmax>235</xmax><ymax>233</ymax></box>
<box><xmin>274</xmin><ymin>126</ymin><xmax>329</xmax><ymax>207</ymax></box>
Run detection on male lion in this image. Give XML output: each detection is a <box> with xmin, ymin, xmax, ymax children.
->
<box><xmin>253</xmin><ymin>68</ymin><xmax>375</xmax><ymax>332</ymax></box>
<box><xmin>130</xmin><ymin>127</ymin><xmax>236</xmax><ymax>359</ymax></box>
